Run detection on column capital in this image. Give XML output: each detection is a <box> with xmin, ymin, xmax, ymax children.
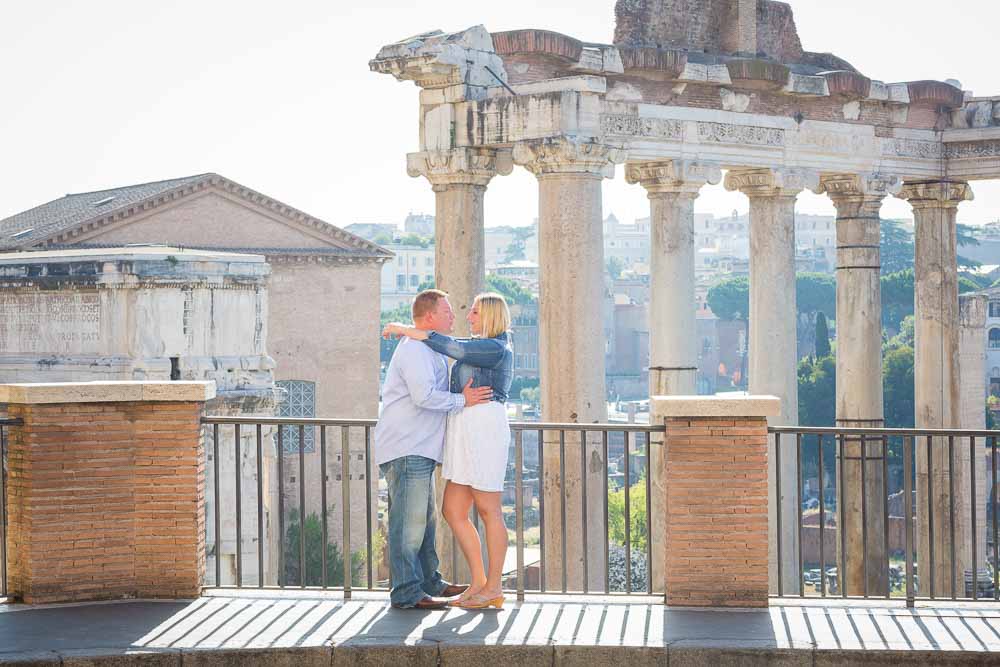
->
<box><xmin>625</xmin><ymin>161</ymin><xmax>722</xmax><ymax>196</ymax></box>
<box><xmin>816</xmin><ymin>173</ymin><xmax>903</xmax><ymax>202</ymax></box>
<box><xmin>512</xmin><ymin>137</ymin><xmax>626</xmax><ymax>179</ymax></box>
<box><xmin>899</xmin><ymin>180</ymin><xmax>974</xmax><ymax>210</ymax></box>
<box><xmin>407</xmin><ymin>148</ymin><xmax>513</xmax><ymax>188</ymax></box>
<box><xmin>724</xmin><ymin>168</ymin><xmax>819</xmax><ymax>198</ymax></box>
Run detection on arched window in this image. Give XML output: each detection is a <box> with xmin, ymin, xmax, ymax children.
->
<box><xmin>990</xmin><ymin>329</ymin><xmax>1000</xmax><ymax>350</ymax></box>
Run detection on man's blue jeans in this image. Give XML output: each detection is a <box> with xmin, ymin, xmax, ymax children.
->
<box><xmin>380</xmin><ymin>455</ymin><xmax>448</xmax><ymax>607</ymax></box>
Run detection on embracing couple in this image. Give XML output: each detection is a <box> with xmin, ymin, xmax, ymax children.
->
<box><xmin>374</xmin><ymin>289</ymin><xmax>514</xmax><ymax>611</ymax></box>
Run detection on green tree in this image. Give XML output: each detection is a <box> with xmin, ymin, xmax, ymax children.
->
<box><xmin>373</xmin><ymin>233</ymin><xmax>393</xmax><ymax>246</ymax></box>
<box><xmin>486</xmin><ymin>274</ymin><xmax>535</xmax><ymax>305</ymax></box>
<box><xmin>882</xmin><ymin>344</ymin><xmax>915</xmax><ymax>429</ymax></box>
<box><xmin>798</xmin><ymin>354</ymin><xmax>836</xmax><ymax>427</ymax></box>
<box><xmin>706</xmin><ymin>277</ymin><xmax>749</xmax><ymax>321</ymax></box>
<box><xmin>881</xmin><ymin>219</ymin><xmax>914</xmax><ymax>275</ymax></box>
<box><xmin>881</xmin><ymin>269</ymin><xmax>915</xmax><ymax>334</ymax></box>
<box><xmin>282</xmin><ymin>513</ymin><xmax>364</xmax><ymax>587</ymax></box>
<box><xmin>957</xmin><ymin>224</ymin><xmax>982</xmax><ymax>269</ymax></box>
<box><xmin>959</xmin><ymin>276</ymin><xmax>981</xmax><ymax>294</ymax></box>
<box><xmin>607</xmin><ymin>480</ymin><xmax>647</xmax><ymax>553</ymax></box>
<box><xmin>988</xmin><ymin>399</ymin><xmax>997</xmax><ymax>430</ymax></box>
<box><xmin>796</xmin><ymin>273</ymin><xmax>836</xmax><ymax>319</ymax></box>
<box><xmin>815</xmin><ymin>312</ymin><xmax>831</xmax><ymax>358</ymax></box>
<box><xmin>519</xmin><ymin>386</ymin><xmax>540</xmax><ymax>406</ymax></box>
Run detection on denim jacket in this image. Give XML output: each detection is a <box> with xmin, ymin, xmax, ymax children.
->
<box><xmin>422</xmin><ymin>331</ymin><xmax>514</xmax><ymax>404</ymax></box>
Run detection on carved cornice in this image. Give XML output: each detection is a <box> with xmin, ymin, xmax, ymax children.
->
<box><xmin>407</xmin><ymin>148</ymin><xmax>513</xmax><ymax>188</ymax></box>
<box><xmin>898</xmin><ymin>180</ymin><xmax>974</xmax><ymax>210</ymax></box>
<box><xmin>724</xmin><ymin>168</ymin><xmax>819</xmax><ymax>198</ymax></box>
<box><xmin>625</xmin><ymin>161</ymin><xmax>722</xmax><ymax>195</ymax></box>
<box><xmin>512</xmin><ymin>137</ymin><xmax>626</xmax><ymax>178</ymax></box>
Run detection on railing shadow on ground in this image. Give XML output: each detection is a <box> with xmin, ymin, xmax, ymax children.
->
<box><xmin>6</xmin><ymin>592</ymin><xmax>1000</xmax><ymax>655</ymax></box>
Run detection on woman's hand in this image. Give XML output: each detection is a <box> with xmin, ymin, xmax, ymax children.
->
<box><xmin>381</xmin><ymin>322</ymin><xmax>430</xmax><ymax>341</ymax></box>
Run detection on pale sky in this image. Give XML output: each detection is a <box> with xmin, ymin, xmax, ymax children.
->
<box><xmin>1</xmin><ymin>0</ymin><xmax>998</xmax><ymax>230</ymax></box>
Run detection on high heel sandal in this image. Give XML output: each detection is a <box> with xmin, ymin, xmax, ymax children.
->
<box><xmin>457</xmin><ymin>591</ymin><xmax>505</xmax><ymax>610</ymax></box>
<box><xmin>449</xmin><ymin>587</ymin><xmax>481</xmax><ymax>606</ymax></box>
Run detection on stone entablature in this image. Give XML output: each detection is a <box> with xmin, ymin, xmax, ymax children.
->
<box><xmin>371</xmin><ymin>24</ymin><xmax>1000</xmax><ymax>181</ymax></box>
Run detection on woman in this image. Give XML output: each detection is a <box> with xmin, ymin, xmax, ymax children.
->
<box><xmin>382</xmin><ymin>292</ymin><xmax>513</xmax><ymax>610</ymax></box>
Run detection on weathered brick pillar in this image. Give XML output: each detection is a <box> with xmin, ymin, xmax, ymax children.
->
<box><xmin>2</xmin><ymin>381</ymin><xmax>214</xmax><ymax>604</ymax></box>
<box><xmin>653</xmin><ymin>395</ymin><xmax>779</xmax><ymax>608</ymax></box>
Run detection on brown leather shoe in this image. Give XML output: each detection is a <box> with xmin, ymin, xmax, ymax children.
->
<box><xmin>393</xmin><ymin>596</ymin><xmax>449</xmax><ymax>610</ymax></box>
<box><xmin>439</xmin><ymin>584</ymin><xmax>470</xmax><ymax>598</ymax></box>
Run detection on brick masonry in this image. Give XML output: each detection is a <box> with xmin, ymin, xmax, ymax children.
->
<box><xmin>664</xmin><ymin>416</ymin><xmax>769</xmax><ymax>607</ymax></box>
<box><xmin>4</xmin><ymin>401</ymin><xmax>205</xmax><ymax>603</ymax></box>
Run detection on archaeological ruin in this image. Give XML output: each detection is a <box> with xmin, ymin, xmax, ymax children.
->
<box><xmin>371</xmin><ymin>0</ymin><xmax>1000</xmax><ymax>595</ymax></box>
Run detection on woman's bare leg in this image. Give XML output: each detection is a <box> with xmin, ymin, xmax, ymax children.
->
<box><xmin>471</xmin><ymin>489</ymin><xmax>506</xmax><ymax>598</ymax></box>
<box><xmin>442</xmin><ymin>482</ymin><xmax>487</xmax><ymax>593</ymax></box>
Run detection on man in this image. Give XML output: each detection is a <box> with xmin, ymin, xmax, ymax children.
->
<box><xmin>375</xmin><ymin>289</ymin><xmax>492</xmax><ymax>610</ymax></box>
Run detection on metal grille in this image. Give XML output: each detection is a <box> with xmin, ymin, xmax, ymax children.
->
<box><xmin>0</xmin><ymin>419</ymin><xmax>22</xmax><ymax>600</ymax></box>
<box><xmin>275</xmin><ymin>381</ymin><xmax>316</xmax><ymax>453</ymax></box>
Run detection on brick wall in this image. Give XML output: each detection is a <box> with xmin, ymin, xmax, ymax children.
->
<box><xmin>5</xmin><ymin>401</ymin><xmax>205</xmax><ymax>603</ymax></box>
<box><xmin>664</xmin><ymin>416</ymin><xmax>769</xmax><ymax>607</ymax></box>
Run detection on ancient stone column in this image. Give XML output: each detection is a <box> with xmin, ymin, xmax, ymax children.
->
<box><xmin>407</xmin><ymin>147</ymin><xmax>512</xmax><ymax>581</ymax></box>
<box><xmin>625</xmin><ymin>160</ymin><xmax>721</xmax><ymax>594</ymax></box>
<box><xmin>818</xmin><ymin>173</ymin><xmax>901</xmax><ymax>597</ymax></box>
<box><xmin>513</xmin><ymin>137</ymin><xmax>626</xmax><ymax>592</ymax></box>
<box><xmin>408</xmin><ymin>148</ymin><xmax>513</xmax><ymax>332</ymax></box>
<box><xmin>960</xmin><ymin>294</ymin><xmax>989</xmax><ymax>578</ymax></box>
<box><xmin>726</xmin><ymin>167</ymin><xmax>818</xmax><ymax>595</ymax></box>
<box><xmin>901</xmin><ymin>180</ymin><xmax>975</xmax><ymax>597</ymax></box>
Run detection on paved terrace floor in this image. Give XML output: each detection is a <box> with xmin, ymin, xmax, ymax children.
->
<box><xmin>4</xmin><ymin>591</ymin><xmax>1000</xmax><ymax>665</ymax></box>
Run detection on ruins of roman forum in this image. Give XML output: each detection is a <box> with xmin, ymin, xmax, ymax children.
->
<box><xmin>370</xmin><ymin>0</ymin><xmax>1000</xmax><ymax>595</ymax></box>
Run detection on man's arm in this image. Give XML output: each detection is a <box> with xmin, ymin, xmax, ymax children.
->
<box><xmin>397</xmin><ymin>346</ymin><xmax>492</xmax><ymax>412</ymax></box>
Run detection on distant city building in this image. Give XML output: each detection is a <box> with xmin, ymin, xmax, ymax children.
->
<box><xmin>986</xmin><ymin>286</ymin><xmax>1000</xmax><ymax>400</ymax></box>
<box><xmin>344</xmin><ymin>222</ymin><xmax>399</xmax><ymax>242</ymax></box>
<box><xmin>380</xmin><ymin>243</ymin><xmax>436</xmax><ymax>311</ymax></box>
<box><xmin>485</xmin><ymin>224</ymin><xmax>539</xmax><ymax>270</ymax></box>
<box><xmin>404</xmin><ymin>212</ymin><xmax>435</xmax><ymax>237</ymax></box>
<box><xmin>493</xmin><ymin>260</ymin><xmax>539</xmax><ymax>294</ymax></box>
<box><xmin>510</xmin><ymin>302</ymin><xmax>539</xmax><ymax>381</ymax></box>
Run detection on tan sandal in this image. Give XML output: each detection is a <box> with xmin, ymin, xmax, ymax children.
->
<box><xmin>457</xmin><ymin>591</ymin><xmax>505</xmax><ymax>610</ymax></box>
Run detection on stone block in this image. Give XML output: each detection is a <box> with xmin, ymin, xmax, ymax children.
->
<box><xmin>61</xmin><ymin>648</ymin><xmax>181</xmax><ymax>666</ymax></box>
<box><xmin>652</xmin><ymin>395</ymin><xmax>780</xmax><ymax>418</ymax></box>
<box><xmin>439</xmin><ymin>644</ymin><xmax>552</xmax><ymax>666</ymax></box>
<box><xmin>0</xmin><ymin>652</ymin><xmax>62</xmax><ymax>666</ymax></box>
<box><xmin>814</xmin><ymin>649</ymin><xmax>994</xmax><ymax>666</ymax></box>
<box><xmin>669</xmin><ymin>645</ymin><xmax>811</xmax><ymax>667</ymax></box>
<box><xmin>180</xmin><ymin>647</ymin><xmax>330</xmax><ymax>666</ymax></box>
<box><xmin>333</xmin><ymin>640</ymin><xmax>438</xmax><ymax>667</ymax></box>
<box><xmin>783</xmin><ymin>73</ymin><xmax>829</xmax><ymax>97</ymax></box>
<box><xmin>554</xmin><ymin>645</ymin><xmax>666</xmax><ymax>665</ymax></box>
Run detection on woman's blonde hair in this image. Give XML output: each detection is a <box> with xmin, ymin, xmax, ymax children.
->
<box><xmin>474</xmin><ymin>292</ymin><xmax>511</xmax><ymax>338</ymax></box>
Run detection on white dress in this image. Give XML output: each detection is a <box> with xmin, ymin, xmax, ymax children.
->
<box><xmin>442</xmin><ymin>401</ymin><xmax>510</xmax><ymax>492</ymax></box>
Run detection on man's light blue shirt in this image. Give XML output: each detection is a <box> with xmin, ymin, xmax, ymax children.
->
<box><xmin>374</xmin><ymin>337</ymin><xmax>465</xmax><ymax>466</ymax></box>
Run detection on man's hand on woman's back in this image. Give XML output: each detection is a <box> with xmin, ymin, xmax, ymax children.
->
<box><xmin>462</xmin><ymin>378</ymin><xmax>492</xmax><ymax>407</ymax></box>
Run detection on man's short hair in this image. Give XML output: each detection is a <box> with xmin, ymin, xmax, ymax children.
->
<box><xmin>412</xmin><ymin>289</ymin><xmax>448</xmax><ymax>320</ymax></box>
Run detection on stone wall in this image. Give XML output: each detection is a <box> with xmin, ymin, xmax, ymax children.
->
<box><xmin>613</xmin><ymin>0</ymin><xmax>804</xmax><ymax>62</ymax></box>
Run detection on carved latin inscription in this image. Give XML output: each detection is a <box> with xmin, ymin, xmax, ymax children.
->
<box><xmin>0</xmin><ymin>292</ymin><xmax>102</xmax><ymax>353</ymax></box>
<box><xmin>945</xmin><ymin>141</ymin><xmax>1000</xmax><ymax>159</ymax></box>
<box><xmin>885</xmin><ymin>138</ymin><xmax>944</xmax><ymax>159</ymax></box>
<box><xmin>696</xmin><ymin>122</ymin><xmax>784</xmax><ymax>146</ymax></box>
<box><xmin>601</xmin><ymin>114</ymin><xmax>683</xmax><ymax>140</ymax></box>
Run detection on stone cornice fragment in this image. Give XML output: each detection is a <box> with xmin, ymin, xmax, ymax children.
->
<box><xmin>898</xmin><ymin>180</ymin><xmax>974</xmax><ymax>209</ymax></box>
<box><xmin>823</xmin><ymin>71</ymin><xmax>872</xmax><ymax>100</ymax></box>
<box><xmin>407</xmin><ymin>148</ymin><xmax>513</xmax><ymax>188</ymax></box>
<box><xmin>512</xmin><ymin>137</ymin><xmax>626</xmax><ymax>178</ymax></box>
<box><xmin>907</xmin><ymin>81</ymin><xmax>965</xmax><ymax>109</ymax></box>
<box><xmin>626</xmin><ymin>161</ymin><xmax>722</xmax><ymax>195</ymax></box>
<box><xmin>492</xmin><ymin>29</ymin><xmax>583</xmax><ymax>61</ymax></box>
<box><xmin>369</xmin><ymin>26</ymin><xmax>506</xmax><ymax>90</ymax></box>
<box><xmin>725</xmin><ymin>59</ymin><xmax>790</xmax><ymax>91</ymax></box>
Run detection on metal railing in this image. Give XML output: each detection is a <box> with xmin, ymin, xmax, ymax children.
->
<box><xmin>200</xmin><ymin>416</ymin><xmax>663</xmax><ymax>599</ymax></box>
<box><xmin>0</xmin><ymin>418</ymin><xmax>21</xmax><ymax>600</ymax></box>
<box><xmin>770</xmin><ymin>426</ymin><xmax>1000</xmax><ymax>606</ymax></box>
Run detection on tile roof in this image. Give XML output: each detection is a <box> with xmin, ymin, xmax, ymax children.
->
<box><xmin>0</xmin><ymin>175</ymin><xmax>209</xmax><ymax>249</ymax></box>
<box><xmin>0</xmin><ymin>173</ymin><xmax>391</xmax><ymax>259</ymax></box>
